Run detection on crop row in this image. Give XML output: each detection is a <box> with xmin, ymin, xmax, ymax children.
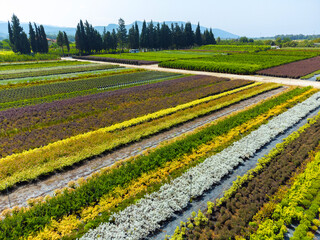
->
<box><xmin>0</xmin><ymin>52</ymin><xmax>59</xmax><ymax>63</ymax></box>
<box><xmin>0</xmin><ymin>63</ymin><xmax>117</xmax><ymax>80</ymax></box>
<box><xmin>159</xmin><ymin>51</ymin><xmax>319</xmax><ymax>75</ymax></box>
<box><xmin>73</xmin><ymin>55</ymin><xmax>159</xmax><ymax>65</ymax></box>
<box><xmin>172</xmin><ymin>99</ymin><xmax>320</xmax><ymax>240</ymax></box>
<box><xmin>0</xmin><ymin>70</ymin><xmax>153</xmax><ymax>110</ymax></box>
<box><xmin>0</xmin><ymin>86</ymin><xmax>310</xmax><ymax>239</ymax></box>
<box><xmin>22</xmin><ymin>85</ymin><xmax>303</xmax><ymax>240</ymax></box>
<box><xmin>0</xmin><ymin>76</ymin><xmax>249</xmax><ymax>158</ymax></box>
<box><xmin>257</xmin><ymin>56</ymin><xmax>320</xmax><ymax>78</ymax></box>
<box><xmin>195</xmin><ymin>44</ymin><xmax>271</xmax><ymax>53</ymax></box>
<box><xmin>0</xmin><ymin>60</ymin><xmax>88</xmax><ymax>71</ymax></box>
<box><xmin>0</xmin><ymin>82</ymin><xmax>268</xmax><ymax>191</ymax></box>
<box><xmin>250</xmin><ymin>148</ymin><xmax>320</xmax><ymax>239</ymax></box>
<box><xmin>0</xmin><ymin>71</ymin><xmax>179</xmax><ymax>104</ymax></box>
<box><xmin>0</xmin><ymin>67</ymin><xmax>127</xmax><ymax>87</ymax></box>
<box><xmin>81</xmin><ymin>88</ymin><xmax>320</xmax><ymax>240</ymax></box>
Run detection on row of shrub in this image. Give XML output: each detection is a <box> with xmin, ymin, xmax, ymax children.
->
<box><xmin>0</xmin><ymin>86</ymin><xmax>311</xmax><ymax>239</ymax></box>
<box><xmin>73</xmin><ymin>55</ymin><xmax>159</xmax><ymax>65</ymax></box>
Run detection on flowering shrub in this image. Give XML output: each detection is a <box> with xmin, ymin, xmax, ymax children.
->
<box><xmin>82</xmin><ymin>91</ymin><xmax>320</xmax><ymax>239</ymax></box>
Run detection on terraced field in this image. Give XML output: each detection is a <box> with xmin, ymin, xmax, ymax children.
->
<box><xmin>1</xmin><ymin>57</ymin><xmax>320</xmax><ymax>240</ymax></box>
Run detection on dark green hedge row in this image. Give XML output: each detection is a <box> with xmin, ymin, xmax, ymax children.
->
<box><xmin>73</xmin><ymin>55</ymin><xmax>159</xmax><ymax>65</ymax></box>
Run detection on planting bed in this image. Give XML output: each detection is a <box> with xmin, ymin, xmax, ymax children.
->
<box><xmin>73</xmin><ymin>55</ymin><xmax>159</xmax><ymax>65</ymax></box>
<box><xmin>0</xmin><ymin>85</ymin><xmax>284</xmax><ymax>214</ymax></box>
<box><xmin>257</xmin><ymin>55</ymin><xmax>320</xmax><ymax>78</ymax></box>
<box><xmin>0</xmin><ymin>85</ymin><xmax>314</xmax><ymax>240</ymax></box>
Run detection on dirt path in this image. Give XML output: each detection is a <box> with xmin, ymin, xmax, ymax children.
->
<box><xmin>62</xmin><ymin>57</ymin><xmax>320</xmax><ymax>88</ymax></box>
<box><xmin>0</xmin><ymin>88</ymin><xmax>285</xmax><ymax>212</ymax></box>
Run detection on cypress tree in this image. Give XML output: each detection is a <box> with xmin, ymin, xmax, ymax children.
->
<box><xmin>134</xmin><ymin>22</ymin><xmax>140</xmax><ymax>49</ymax></box>
<box><xmin>203</xmin><ymin>29</ymin><xmax>211</xmax><ymax>45</ymax></box>
<box><xmin>160</xmin><ymin>22</ymin><xmax>171</xmax><ymax>49</ymax></box>
<box><xmin>56</xmin><ymin>31</ymin><xmax>64</xmax><ymax>55</ymax></box>
<box><xmin>63</xmin><ymin>31</ymin><xmax>70</xmax><ymax>52</ymax></box>
<box><xmin>20</xmin><ymin>32</ymin><xmax>31</xmax><ymax>54</ymax></box>
<box><xmin>140</xmin><ymin>20</ymin><xmax>148</xmax><ymax>49</ymax></box>
<box><xmin>148</xmin><ymin>21</ymin><xmax>155</xmax><ymax>49</ymax></box>
<box><xmin>8</xmin><ymin>14</ymin><xmax>30</xmax><ymax>54</ymax></box>
<box><xmin>104</xmin><ymin>31</ymin><xmax>112</xmax><ymax>50</ymax></box>
<box><xmin>128</xmin><ymin>25</ymin><xmax>135</xmax><ymax>49</ymax></box>
<box><xmin>111</xmin><ymin>29</ymin><xmax>118</xmax><ymax>50</ymax></box>
<box><xmin>195</xmin><ymin>22</ymin><xmax>202</xmax><ymax>46</ymax></box>
<box><xmin>39</xmin><ymin>25</ymin><xmax>48</xmax><ymax>53</ymax></box>
<box><xmin>75</xmin><ymin>24</ymin><xmax>83</xmax><ymax>53</ymax></box>
<box><xmin>34</xmin><ymin>23</ymin><xmax>40</xmax><ymax>53</ymax></box>
<box><xmin>29</xmin><ymin>22</ymin><xmax>37</xmax><ymax>53</ymax></box>
<box><xmin>209</xmin><ymin>28</ymin><xmax>216</xmax><ymax>44</ymax></box>
<box><xmin>184</xmin><ymin>22</ymin><xmax>194</xmax><ymax>47</ymax></box>
<box><xmin>117</xmin><ymin>18</ymin><xmax>127</xmax><ymax>51</ymax></box>
<box><xmin>155</xmin><ymin>23</ymin><xmax>161</xmax><ymax>49</ymax></box>
<box><xmin>8</xmin><ymin>22</ymin><xmax>13</xmax><ymax>47</ymax></box>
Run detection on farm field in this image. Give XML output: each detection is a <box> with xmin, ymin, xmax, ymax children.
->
<box><xmin>257</xmin><ymin>56</ymin><xmax>320</xmax><ymax>78</ymax></box>
<box><xmin>0</xmin><ymin>67</ymin><xmax>319</xmax><ymax>239</ymax></box>
<box><xmin>1</xmin><ymin>54</ymin><xmax>320</xmax><ymax>240</ymax></box>
<box><xmin>0</xmin><ymin>50</ymin><xmax>59</xmax><ymax>62</ymax></box>
<box><xmin>80</xmin><ymin>46</ymin><xmax>320</xmax><ymax>76</ymax></box>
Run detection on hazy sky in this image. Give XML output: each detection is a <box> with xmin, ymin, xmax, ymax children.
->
<box><xmin>1</xmin><ymin>0</ymin><xmax>319</xmax><ymax>37</ymax></box>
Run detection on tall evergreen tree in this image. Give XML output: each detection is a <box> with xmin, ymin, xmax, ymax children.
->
<box><xmin>75</xmin><ymin>20</ymin><xmax>102</xmax><ymax>54</ymax></box>
<box><xmin>117</xmin><ymin>18</ymin><xmax>127</xmax><ymax>51</ymax></box>
<box><xmin>209</xmin><ymin>28</ymin><xmax>216</xmax><ymax>44</ymax></box>
<box><xmin>195</xmin><ymin>22</ymin><xmax>202</xmax><ymax>46</ymax></box>
<box><xmin>111</xmin><ymin>29</ymin><xmax>118</xmax><ymax>50</ymax></box>
<box><xmin>155</xmin><ymin>23</ymin><xmax>161</xmax><ymax>49</ymax></box>
<box><xmin>29</xmin><ymin>22</ymin><xmax>37</xmax><ymax>53</ymax></box>
<box><xmin>184</xmin><ymin>22</ymin><xmax>194</xmax><ymax>47</ymax></box>
<box><xmin>160</xmin><ymin>22</ymin><xmax>171</xmax><ymax>49</ymax></box>
<box><xmin>20</xmin><ymin>32</ymin><xmax>31</xmax><ymax>54</ymax></box>
<box><xmin>63</xmin><ymin>31</ymin><xmax>70</xmax><ymax>52</ymax></box>
<box><xmin>148</xmin><ymin>21</ymin><xmax>155</xmax><ymax>49</ymax></box>
<box><xmin>103</xmin><ymin>31</ymin><xmax>113</xmax><ymax>50</ymax></box>
<box><xmin>8</xmin><ymin>21</ymin><xmax>13</xmax><ymax>45</ymax></box>
<box><xmin>56</xmin><ymin>31</ymin><xmax>64</xmax><ymax>55</ymax></box>
<box><xmin>128</xmin><ymin>25</ymin><xmax>136</xmax><ymax>49</ymax></box>
<box><xmin>75</xmin><ymin>24</ymin><xmax>83</xmax><ymax>53</ymax></box>
<box><xmin>140</xmin><ymin>20</ymin><xmax>148</xmax><ymax>49</ymax></box>
<box><xmin>39</xmin><ymin>25</ymin><xmax>48</xmax><ymax>53</ymax></box>
<box><xmin>134</xmin><ymin>22</ymin><xmax>140</xmax><ymax>49</ymax></box>
<box><xmin>34</xmin><ymin>23</ymin><xmax>40</xmax><ymax>53</ymax></box>
<box><xmin>203</xmin><ymin>29</ymin><xmax>211</xmax><ymax>45</ymax></box>
<box><xmin>8</xmin><ymin>14</ymin><xmax>30</xmax><ymax>54</ymax></box>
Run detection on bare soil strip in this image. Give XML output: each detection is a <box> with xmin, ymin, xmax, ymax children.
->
<box><xmin>0</xmin><ymin>87</ymin><xmax>284</xmax><ymax>212</ymax></box>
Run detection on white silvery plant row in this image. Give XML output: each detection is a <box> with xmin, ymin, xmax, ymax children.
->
<box><xmin>81</xmin><ymin>92</ymin><xmax>320</xmax><ymax>240</ymax></box>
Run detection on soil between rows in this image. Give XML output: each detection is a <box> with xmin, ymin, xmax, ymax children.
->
<box><xmin>0</xmin><ymin>87</ymin><xmax>285</xmax><ymax>213</ymax></box>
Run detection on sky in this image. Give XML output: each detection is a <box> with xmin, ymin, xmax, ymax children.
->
<box><xmin>1</xmin><ymin>0</ymin><xmax>319</xmax><ymax>37</ymax></box>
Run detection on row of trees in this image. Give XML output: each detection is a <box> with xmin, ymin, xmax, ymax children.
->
<box><xmin>8</xmin><ymin>14</ymin><xmax>48</xmax><ymax>54</ymax></box>
<box><xmin>56</xmin><ymin>31</ymin><xmax>70</xmax><ymax>55</ymax></box>
<box><xmin>75</xmin><ymin>19</ymin><xmax>217</xmax><ymax>54</ymax></box>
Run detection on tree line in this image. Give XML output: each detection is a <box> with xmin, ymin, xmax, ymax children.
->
<box><xmin>75</xmin><ymin>18</ymin><xmax>217</xmax><ymax>54</ymax></box>
<box><xmin>8</xmin><ymin>14</ymin><xmax>49</xmax><ymax>54</ymax></box>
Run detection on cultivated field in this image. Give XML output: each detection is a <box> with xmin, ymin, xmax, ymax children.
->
<box><xmin>1</xmin><ymin>48</ymin><xmax>320</xmax><ymax>240</ymax></box>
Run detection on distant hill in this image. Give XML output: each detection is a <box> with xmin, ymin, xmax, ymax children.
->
<box><xmin>0</xmin><ymin>20</ymin><xmax>239</xmax><ymax>40</ymax></box>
